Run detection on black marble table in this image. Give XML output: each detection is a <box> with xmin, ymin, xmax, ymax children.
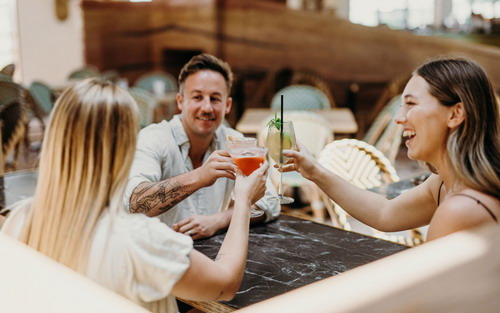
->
<box><xmin>190</xmin><ymin>215</ymin><xmax>408</xmax><ymax>311</ymax></box>
<box><xmin>2</xmin><ymin>170</ymin><xmax>409</xmax><ymax>312</ymax></box>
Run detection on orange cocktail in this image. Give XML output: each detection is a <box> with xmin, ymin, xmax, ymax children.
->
<box><xmin>232</xmin><ymin>153</ymin><xmax>266</xmax><ymax>176</ymax></box>
<box><xmin>227</xmin><ymin>137</ymin><xmax>267</xmax><ymax>176</ymax></box>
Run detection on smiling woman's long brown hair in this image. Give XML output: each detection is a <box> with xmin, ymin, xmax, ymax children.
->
<box><xmin>416</xmin><ymin>58</ymin><xmax>500</xmax><ymax>198</ymax></box>
<box><xmin>18</xmin><ymin>78</ymin><xmax>139</xmax><ymax>271</ymax></box>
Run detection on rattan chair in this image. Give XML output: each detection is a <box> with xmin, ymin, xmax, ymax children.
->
<box><xmin>252</xmin><ymin>68</ymin><xmax>335</xmax><ymax>110</ymax></box>
<box><xmin>30</xmin><ymin>81</ymin><xmax>54</xmax><ymax>115</ymax></box>
<box><xmin>1</xmin><ymin>81</ymin><xmax>45</xmax><ymax>156</ymax></box>
<box><xmin>257</xmin><ymin>111</ymin><xmax>333</xmax><ymax>221</ymax></box>
<box><xmin>0</xmin><ymin>73</ymin><xmax>12</xmax><ymax>82</ymax></box>
<box><xmin>0</xmin><ymin>64</ymin><xmax>15</xmax><ymax>77</ymax></box>
<box><xmin>271</xmin><ymin>85</ymin><xmax>331</xmax><ymax>110</ymax></box>
<box><xmin>134</xmin><ymin>71</ymin><xmax>177</xmax><ymax>95</ymax></box>
<box><xmin>363</xmin><ymin>95</ymin><xmax>403</xmax><ymax>163</ymax></box>
<box><xmin>99</xmin><ymin>70</ymin><xmax>120</xmax><ymax>83</ymax></box>
<box><xmin>291</xmin><ymin>69</ymin><xmax>335</xmax><ymax>107</ymax></box>
<box><xmin>128</xmin><ymin>87</ymin><xmax>157</xmax><ymax>128</ymax></box>
<box><xmin>0</xmin><ymin>82</ymin><xmax>29</xmax><ymax>171</ymax></box>
<box><xmin>317</xmin><ymin>139</ymin><xmax>424</xmax><ymax>246</ymax></box>
<box><xmin>68</xmin><ymin>66</ymin><xmax>99</xmax><ymax>80</ymax></box>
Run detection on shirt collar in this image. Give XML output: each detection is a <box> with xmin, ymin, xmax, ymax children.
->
<box><xmin>171</xmin><ymin>115</ymin><xmax>190</xmax><ymax>147</ymax></box>
<box><xmin>171</xmin><ymin>114</ymin><xmax>221</xmax><ymax>151</ymax></box>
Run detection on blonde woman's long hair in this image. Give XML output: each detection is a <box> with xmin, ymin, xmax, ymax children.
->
<box><xmin>19</xmin><ymin>78</ymin><xmax>139</xmax><ymax>272</ymax></box>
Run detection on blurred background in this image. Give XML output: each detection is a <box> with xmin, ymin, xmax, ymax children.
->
<box><xmin>2</xmin><ymin>0</ymin><xmax>500</xmax><ymax>130</ymax></box>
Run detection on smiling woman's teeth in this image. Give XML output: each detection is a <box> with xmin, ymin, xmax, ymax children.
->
<box><xmin>403</xmin><ymin>130</ymin><xmax>416</xmax><ymax>138</ymax></box>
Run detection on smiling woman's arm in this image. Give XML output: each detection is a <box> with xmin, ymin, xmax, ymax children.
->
<box><xmin>281</xmin><ymin>144</ymin><xmax>438</xmax><ymax>232</ymax></box>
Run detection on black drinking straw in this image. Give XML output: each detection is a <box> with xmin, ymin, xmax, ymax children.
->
<box><xmin>280</xmin><ymin>94</ymin><xmax>284</xmax><ymax>165</ymax></box>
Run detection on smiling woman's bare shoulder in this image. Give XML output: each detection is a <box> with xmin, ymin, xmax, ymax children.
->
<box><xmin>427</xmin><ymin>189</ymin><xmax>499</xmax><ymax>240</ymax></box>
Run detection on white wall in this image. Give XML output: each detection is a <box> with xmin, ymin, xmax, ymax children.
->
<box><xmin>16</xmin><ymin>0</ymin><xmax>84</xmax><ymax>86</ymax></box>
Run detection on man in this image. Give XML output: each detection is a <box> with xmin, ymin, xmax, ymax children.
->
<box><xmin>124</xmin><ymin>53</ymin><xmax>279</xmax><ymax>239</ymax></box>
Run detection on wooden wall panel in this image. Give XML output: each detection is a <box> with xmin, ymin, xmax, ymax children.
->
<box><xmin>82</xmin><ymin>0</ymin><xmax>500</xmax><ymax>133</ymax></box>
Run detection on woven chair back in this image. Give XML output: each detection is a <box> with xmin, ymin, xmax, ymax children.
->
<box><xmin>318</xmin><ymin>139</ymin><xmax>424</xmax><ymax>246</ymax></box>
<box><xmin>271</xmin><ymin>85</ymin><xmax>331</xmax><ymax>111</ymax></box>
<box><xmin>363</xmin><ymin>95</ymin><xmax>403</xmax><ymax>163</ymax></box>
<box><xmin>68</xmin><ymin>66</ymin><xmax>99</xmax><ymax>80</ymax></box>
<box><xmin>0</xmin><ymin>64</ymin><xmax>15</xmax><ymax>77</ymax></box>
<box><xmin>128</xmin><ymin>87</ymin><xmax>156</xmax><ymax>128</ymax></box>
<box><xmin>0</xmin><ymin>82</ymin><xmax>29</xmax><ymax>170</ymax></box>
<box><xmin>30</xmin><ymin>81</ymin><xmax>54</xmax><ymax>115</ymax></box>
<box><xmin>0</xmin><ymin>73</ymin><xmax>12</xmax><ymax>82</ymax></box>
<box><xmin>319</xmin><ymin>139</ymin><xmax>399</xmax><ymax>189</ymax></box>
<box><xmin>134</xmin><ymin>72</ymin><xmax>177</xmax><ymax>95</ymax></box>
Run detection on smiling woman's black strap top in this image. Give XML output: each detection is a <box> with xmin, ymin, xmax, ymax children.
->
<box><xmin>437</xmin><ymin>182</ymin><xmax>497</xmax><ymax>223</ymax></box>
<box><xmin>454</xmin><ymin>194</ymin><xmax>498</xmax><ymax>223</ymax></box>
<box><xmin>437</xmin><ymin>181</ymin><xmax>445</xmax><ymax>206</ymax></box>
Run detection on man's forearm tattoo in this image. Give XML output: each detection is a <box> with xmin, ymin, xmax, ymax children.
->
<box><xmin>129</xmin><ymin>179</ymin><xmax>193</xmax><ymax>215</ymax></box>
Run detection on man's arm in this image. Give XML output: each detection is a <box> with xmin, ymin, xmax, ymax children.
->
<box><xmin>129</xmin><ymin>174</ymin><xmax>199</xmax><ymax>217</ymax></box>
<box><xmin>129</xmin><ymin>150</ymin><xmax>238</xmax><ymax>217</ymax></box>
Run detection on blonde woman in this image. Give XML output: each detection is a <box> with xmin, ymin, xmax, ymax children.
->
<box><xmin>1</xmin><ymin>78</ymin><xmax>268</xmax><ymax>312</ymax></box>
<box><xmin>281</xmin><ymin>57</ymin><xmax>499</xmax><ymax>241</ymax></box>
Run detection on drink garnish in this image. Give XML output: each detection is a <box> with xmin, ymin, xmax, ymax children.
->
<box><xmin>267</xmin><ymin>113</ymin><xmax>282</xmax><ymax>131</ymax></box>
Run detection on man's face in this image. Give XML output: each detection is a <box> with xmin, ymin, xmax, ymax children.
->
<box><xmin>177</xmin><ymin>70</ymin><xmax>232</xmax><ymax>139</ymax></box>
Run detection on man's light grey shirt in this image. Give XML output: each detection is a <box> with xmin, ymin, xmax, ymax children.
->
<box><xmin>124</xmin><ymin>115</ymin><xmax>280</xmax><ymax>226</ymax></box>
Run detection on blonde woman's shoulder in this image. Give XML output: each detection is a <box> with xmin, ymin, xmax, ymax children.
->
<box><xmin>0</xmin><ymin>198</ymin><xmax>33</xmax><ymax>236</ymax></box>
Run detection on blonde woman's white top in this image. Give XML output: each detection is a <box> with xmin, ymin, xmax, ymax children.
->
<box><xmin>1</xmin><ymin>201</ymin><xmax>193</xmax><ymax>313</ymax></box>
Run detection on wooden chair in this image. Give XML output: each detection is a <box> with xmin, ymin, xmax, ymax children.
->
<box><xmin>363</xmin><ymin>95</ymin><xmax>403</xmax><ymax>163</ymax></box>
<box><xmin>271</xmin><ymin>85</ymin><xmax>331</xmax><ymax>110</ymax></box>
<box><xmin>317</xmin><ymin>139</ymin><xmax>424</xmax><ymax>246</ymax></box>
<box><xmin>128</xmin><ymin>87</ymin><xmax>157</xmax><ymax>128</ymax></box>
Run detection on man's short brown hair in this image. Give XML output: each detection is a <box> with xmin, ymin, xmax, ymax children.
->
<box><xmin>178</xmin><ymin>53</ymin><xmax>233</xmax><ymax>94</ymax></box>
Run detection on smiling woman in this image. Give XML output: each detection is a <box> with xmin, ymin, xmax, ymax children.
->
<box><xmin>280</xmin><ymin>57</ymin><xmax>499</xmax><ymax>243</ymax></box>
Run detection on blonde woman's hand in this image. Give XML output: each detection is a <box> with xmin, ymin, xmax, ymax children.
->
<box><xmin>280</xmin><ymin>143</ymin><xmax>319</xmax><ymax>181</ymax></box>
<box><xmin>234</xmin><ymin>161</ymin><xmax>269</xmax><ymax>205</ymax></box>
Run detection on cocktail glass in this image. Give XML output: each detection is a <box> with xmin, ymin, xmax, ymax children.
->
<box><xmin>265</xmin><ymin>120</ymin><xmax>296</xmax><ymax>204</ymax></box>
<box><xmin>227</xmin><ymin>137</ymin><xmax>267</xmax><ymax>218</ymax></box>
